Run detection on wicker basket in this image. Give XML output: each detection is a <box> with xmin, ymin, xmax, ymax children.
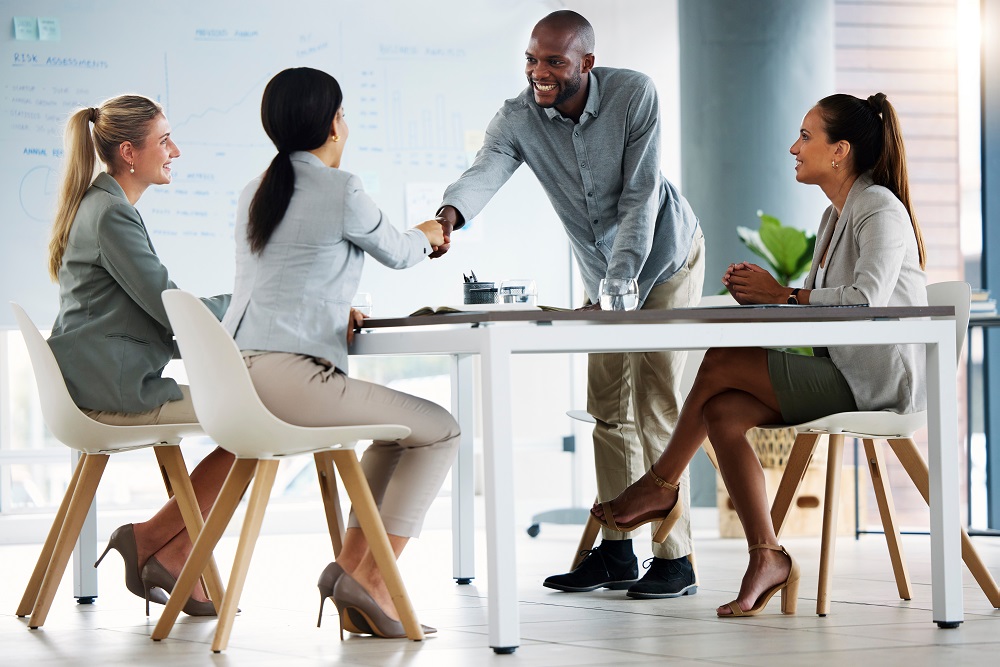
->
<box><xmin>745</xmin><ymin>427</ymin><xmax>827</xmax><ymax>468</ymax></box>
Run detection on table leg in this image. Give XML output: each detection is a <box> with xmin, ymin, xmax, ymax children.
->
<box><xmin>480</xmin><ymin>336</ymin><xmax>519</xmax><ymax>653</ymax></box>
<box><xmin>926</xmin><ymin>333</ymin><xmax>964</xmax><ymax>627</ymax></box>
<box><xmin>451</xmin><ymin>353</ymin><xmax>476</xmax><ymax>584</ymax></box>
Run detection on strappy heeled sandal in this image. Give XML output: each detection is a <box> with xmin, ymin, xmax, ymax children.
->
<box><xmin>591</xmin><ymin>468</ymin><xmax>682</xmax><ymax>544</ymax></box>
<box><xmin>718</xmin><ymin>544</ymin><xmax>800</xmax><ymax>617</ymax></box>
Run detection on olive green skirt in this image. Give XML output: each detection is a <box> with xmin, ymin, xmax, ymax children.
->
<box><xmin>766</xmin><ymin>349</ymin><xmax>858</xmax><ymax>425</ymax></box>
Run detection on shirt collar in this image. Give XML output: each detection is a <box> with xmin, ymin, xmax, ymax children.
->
<box><xmin>543</xmin><ymin>71</ymin><xmax>601</xmax><ymax>123</ymax></box>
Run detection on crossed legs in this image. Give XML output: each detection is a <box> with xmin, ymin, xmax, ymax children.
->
<box><xmin>590</xmin><ymin>347</ymin><xmax>794</xmax><ymax>614</ymax></box>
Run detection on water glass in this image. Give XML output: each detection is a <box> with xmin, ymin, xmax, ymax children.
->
<box><xmin>599</xmin><ymin>278</ymin><xmax>639</xmax><ymax>311</ymax></box>
<box><xmin>351</xmin><ymin>292</ymin><xmax>373</xmax><ymax>316</ymax></box>
<box><xmin>500</xmin><ymin>279</ymin><xmax>537</xmax><ymax>306</ymax></box>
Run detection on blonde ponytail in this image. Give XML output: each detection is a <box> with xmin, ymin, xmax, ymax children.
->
<box><xmin>47</xmin><ymin>95</ymin><xmax>163</xmax><ymax>281</ymax></box>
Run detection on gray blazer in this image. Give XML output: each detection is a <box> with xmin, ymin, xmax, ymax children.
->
<box><xmin>805</xmin><ymin>172</ymin><xmax>927</xmax><ymax>414</ymax></box>
<box><xmin>48</xmin><ymin>173</ymin><xmax>230</xmax><ymax>413</ymax></box>
<box><xmin>223</xmin><ymin>152</ymin><xmax>431</xmax><ymax>373</ymax></box>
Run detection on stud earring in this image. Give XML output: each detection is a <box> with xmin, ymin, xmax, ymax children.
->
<box><xmin>129</xmin><ymin>162</ymin><xmax>135</xmax><ymax>174</ymax></box>
<box><xmin>332</xmin><ymin>135</ymin><xmax>340</xmax><ymax>143</ymax></box>
<box><xmin>831</xmin><ymin>160</ymin><xmax>838</xmax><ymax>169</ymax></box>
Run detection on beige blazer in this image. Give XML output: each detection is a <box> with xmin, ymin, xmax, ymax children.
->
<box><xmin>805</xmin><ymin>172</ymin><xmax>927</xmax><ymax>414</ymax></box>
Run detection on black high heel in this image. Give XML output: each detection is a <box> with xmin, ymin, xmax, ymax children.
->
<box><xmin>94</xmin><ymin>524</ymin><xmax>168</xmax><ymax>611</ymax></box>
<box><xmin>316</xmin><ymin>562</ymin><xmax>344</xmax><ymax>628</ymax></box>
<box><xmin>140</xmin><ymin>557</ymin><xmax>217</xmax><ymax>617</ymax></box>
<box><xmin>331</xmin><ymin>571</ymin><xmax>436</xmax><ymax>640</ymax></box>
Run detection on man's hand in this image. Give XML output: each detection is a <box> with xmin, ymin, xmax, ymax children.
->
<box><xmin>346</xmin><ymin>307</ymin><xmax>366</xmax><ymax>345</ymax></box>
<box><xmin>429</xmin><ymin>205</ymin><xmax>462</xmax><ymax>258</ymax></box>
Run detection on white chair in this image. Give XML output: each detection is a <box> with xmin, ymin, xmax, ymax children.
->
<box><xmin>10</xmin><ymin>303</ymin><xmax>225</xmax><ymax>628</ymax></box>
<box><xmin>767</xmin><ymin>281</ymin><xmax>1000</xmax><ymax>615</ymax></box>
<box><xmin>151</xmin><ymin>289</ymin><xmax>422</xmax><ymax>652</ymax></box>
<box><xmin>565</xmin><ymin>293</ymin><xmax>733</xmax><ymax>570</ymax></box>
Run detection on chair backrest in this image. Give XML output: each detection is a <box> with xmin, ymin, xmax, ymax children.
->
<box><xmin>9</xmin><ymin>303</ymin><xmax>198</xmax><ymax>452</ymax></box>
<box><xmin>926</xmin><ymin>281</ymin><xmax>971</xmax><ymax>364</ymax></box>
<box><xmin>161</xmin><ymin>289</ymin><xmax>409</xmax><ymax>458</ymax></box>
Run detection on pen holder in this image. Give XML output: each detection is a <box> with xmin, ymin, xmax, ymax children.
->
<box><xmin>464</xmin><ymin>281</ymin><xmax>498</xmax><ymax>305</ymax></box>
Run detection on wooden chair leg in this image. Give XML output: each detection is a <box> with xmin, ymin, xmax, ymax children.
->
<box><xmin>571</xmin><ymin>505</ymin><xmax>601</xmax><ymax>570</ymax></box>
<box><xmin>314</xmin><ymin>450</ymin><xmax>345</xmax><ymax>558</ymax></box>
<box><xmin>28</xmin><ymin>453</ymin><xmax>109</xmax><ymax>629</ymax></box>
<box><xmin>17</xmin><ymin>452</ymin><xmax>88</xmax><ymax>617</ymax></box>
<box><xmin>816</xmin><ymin>434</ymin><xmax>845</xmax><ymax>617</ymax></box>
<box><xmin>153</xmin><ymin>446</ymin><xmax>227</xmax><ymax>612</ymax></box>
<box><xmin>211</xmin><ymin>459</ymin><xmax>279</xmax><ymax>653</ymax></box>
<box><xmin>862</xmin><ymin>439</ymin><xmax>912</xmax><ymax>600</ymax></box>
<box><xmin>770</xmin><ymin>432</ymin><xmax>821</xmax><ymax>539</ymax></box>
<box><xmin>887</xmin><ymin>438</ymin><xmax>1000</xmax><ymax>608</ymax></box>
<box><xmin>151</xmin><ymin>458</ymin><xmax>257</xmax><ymax>641</ymax></box>
<box><xmin>332</xmin><ymin>451</ymin><xmax>424</xmax><ymax>641</ymax></box>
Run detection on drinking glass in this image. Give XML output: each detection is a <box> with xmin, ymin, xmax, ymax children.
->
<box><xmin>351</xmin><ymin>292</ymin><xmax>373</xmax><ymax>316</ymax></box>
<box><xmin>500</xmin><ymin>279</ymin><xmax>537</xmax><ymax>306</ymax></box>
<box><xmin>599</xmin><ymin>278</ymin><xmax>639</xmax><ymax>311</ymax></box>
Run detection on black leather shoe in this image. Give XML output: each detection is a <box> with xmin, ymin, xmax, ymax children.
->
<box><xmin>626</xmin><ymin>556</ymin><xmax>698</xmax><ymax>599</ymax></box>
<box><xmin>543</xmin><ymin>542</ymin><xmax>638</xmax><ymax>592</ymax></box>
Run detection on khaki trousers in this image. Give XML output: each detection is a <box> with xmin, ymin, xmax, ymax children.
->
<box><xmin>84</xmin><ymin>385</ymin><xmax>198</xmax><ymax>425</ymax></box>
<box><xmin>587</xmin><ymin>232</ymin><xmax>705</xmax><ymax>559</ymax></box>
<box><xmin>244</xmin><ymin>352</ymin><xmax>460</xmax><ymax>538</ymax></box>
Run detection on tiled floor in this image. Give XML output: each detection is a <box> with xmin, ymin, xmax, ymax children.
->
<box><xmin>3</xmin><ymin>507</ymin><xmax>1000</xmax><ymax>666</ymax></box>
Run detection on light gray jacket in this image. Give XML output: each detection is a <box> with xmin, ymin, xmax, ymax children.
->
<box><xmin>48</xmin><ymin>173</ymin><xmax>230</xmax><ymax>413</ymax></box>
<box><xmin>806</xmin><ymin>172</ymin><xmax>927</xmax><ymax>414</ymax></box>
<box><xmin>223</xmin><ymin>152</ymin><xmax>431</xmax><ymax>373</ymax></box>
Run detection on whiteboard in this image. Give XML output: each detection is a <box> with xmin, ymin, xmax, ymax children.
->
<box><xmin>1</xmin><ymin>0</ymin><xmax>575</xmax><ymax>328</ymax></box>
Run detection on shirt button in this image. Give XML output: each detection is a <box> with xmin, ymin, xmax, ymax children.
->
<box><xmin>587</xmin><ymin>192</ymin><xmax>593</xmax><ymax>197</ymax></box>
<box><xmin>592</xmin><ymin>220</ymin><xmax>598</xmax><ymax>225</ymax></box>
<box><xmin>596</xmin><ymin>240</ymin><xmax>602</xmax><ymax>246</ymax></box>
<box><xmin>574</xmin><ymin>132</ymin><xmax>579</xmax><ymax>137</ymax></box>
<box><xmin>581</xmin><ymin>162</ymin><xmax>587</xmax><ymax>168</ymax></box>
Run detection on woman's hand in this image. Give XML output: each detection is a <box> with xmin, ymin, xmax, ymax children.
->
<box><xmin>415</xmin><ymin>217</ymin><xmax>447</xmax><ymax>252</ymax></box>
<box><xmin>722</xmin><ymin>262</ymin><xmax>786</xmax><ymax>305</ymax></box>
<box><xmin>346</xmin><ymin>307</ymin><xmax>366</xmax><ymax>345</ymax></box>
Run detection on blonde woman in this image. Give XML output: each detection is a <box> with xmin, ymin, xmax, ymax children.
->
<box><xmin>47</xmin><ymin>95</ymin><xmax>231</xmax><ymax>615</ymax></box>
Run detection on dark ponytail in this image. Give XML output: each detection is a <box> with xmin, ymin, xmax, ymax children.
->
<box><xmin>817</xmin><ymin>93</ymin><xmax>925</xmax><ymax>269</ymax></box>
<box><xmin>248</xmin><ymin>67</ymin><xmax>343</xmax><ymax>254</ymax></box>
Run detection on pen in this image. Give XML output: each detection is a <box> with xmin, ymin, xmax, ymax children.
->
<box><xmin>470</xmin><ymin>270</ymin><xmax>478</xmax><ymax>282</ymax></box>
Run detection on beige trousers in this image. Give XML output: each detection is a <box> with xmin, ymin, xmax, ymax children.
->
<box><xmin>244</xmin><ymin>352</ymin><xmax>461</xmax><ymax>538</ymax></box>
<box><xmin>84</xmin><ymin>385</ymin><xmax>198</xmax><ymax>425</ymax></box>
<box><xmin>587</xmin><ymin>232</ymin><xmax>706</xmax><ymax>559</ymax></box>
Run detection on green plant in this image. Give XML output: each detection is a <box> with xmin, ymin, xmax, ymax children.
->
<box><xmin>737</xmin><ymin>210</ymin><xmax>816</xmax><ymax>287</ymax></box>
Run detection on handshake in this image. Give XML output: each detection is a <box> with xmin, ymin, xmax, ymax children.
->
<box><xmin>414</xmin><ymin>205</ymin><xmax>462</xmax><ymax>258</ymax></box>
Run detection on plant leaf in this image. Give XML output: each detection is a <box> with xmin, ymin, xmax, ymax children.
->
<box><xmin>736</xmin><ymin>226</ymin><xmax>777</xmax><ymax>269</ymax></box>
<box><xmin>759</xmin><ymin>224</ymin><xmax>811</xmax><ymax>283</ymax></box>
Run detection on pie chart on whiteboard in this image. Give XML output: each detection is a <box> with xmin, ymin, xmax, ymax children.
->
<box><xmin>20</xmin><ymin>165</ymin><xmax>59</xmax><ymax>222</ymax></box>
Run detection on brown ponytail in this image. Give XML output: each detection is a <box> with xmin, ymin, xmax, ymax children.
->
<box><xmin>48</xmin><ymin>95</ymin><xmax>163</xmax><ymax>280</ymax></box>
<box><xmin>817</xmin><ymin>93</ymin><xmax>926</xmax><ymax>270</ymax></box>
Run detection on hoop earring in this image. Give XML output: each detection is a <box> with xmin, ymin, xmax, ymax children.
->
<box><xmin>129</xmin><ymin>162</ymin><xmax>135</xmax><ymax>174</ymax></box>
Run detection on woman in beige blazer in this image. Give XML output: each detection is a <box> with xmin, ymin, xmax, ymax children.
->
<box><xmin>590</xmin><ymin>93</ymin><xmax>926</xmax><ymax>618</ymax></box>
<box><xmin>47</xmin><ymin>95</ymin><xmax>233</xmax><ymax>615</ymax></box>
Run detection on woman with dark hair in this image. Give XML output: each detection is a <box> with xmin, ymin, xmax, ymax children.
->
<box><xmin>47</xmin><ymin>94</ymin><xmax>233</xmax><ymax>615</ymax></box>
<box><xmin>590</xmin><ymin>92</ymin><xmax>927</xmax><ymax>617</ymax></box>
<box><xmin>222</xmin><ymin>67</ymin><xmax>459</xmax><ymax>638</ymax></box>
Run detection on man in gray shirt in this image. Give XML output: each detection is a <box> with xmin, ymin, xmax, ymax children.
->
<box><xmin>436</xmin><ymin>10</ymin><xmax>706</xmax><ymax>599</ymax></box>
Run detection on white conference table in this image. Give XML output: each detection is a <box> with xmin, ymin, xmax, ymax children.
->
<box><xmin>350</xmin><ymin>304</ymin><xmax>961</xmax><ymax>653</ymax></box>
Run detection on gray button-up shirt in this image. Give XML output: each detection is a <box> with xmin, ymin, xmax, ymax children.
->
<box><xmin>441</xmin><ymin>67</ymin><xmax>699</xmax><ymax>304</ymax></box>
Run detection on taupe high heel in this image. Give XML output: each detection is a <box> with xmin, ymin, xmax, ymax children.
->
<box><xmin>140</xmin><ymin>557</ymin><xmax>217</xmax><ymax>617</ymax></box>
<box><xmin>94</xmin><ymin>523</ymin><xmax>168</xmax><ymax>610</ymax></box>
<box><xmin>316</xmin><ymin>562</ymin><xmax>345</xmax><ymax>628</ymax></box>
<box><xmin>591</xmin><ymin>469</ymin><xmax>682</xmax><ymax>543</ymax></box>
<box><xmin>718</xmin><ymin>544</ymin><xmax>800</xmax><ymax>617</ymax></box>
<box><xmin>331</xmin><ymin>571</ymin><xmax>436</xmax><ymax>640</ymax></box>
